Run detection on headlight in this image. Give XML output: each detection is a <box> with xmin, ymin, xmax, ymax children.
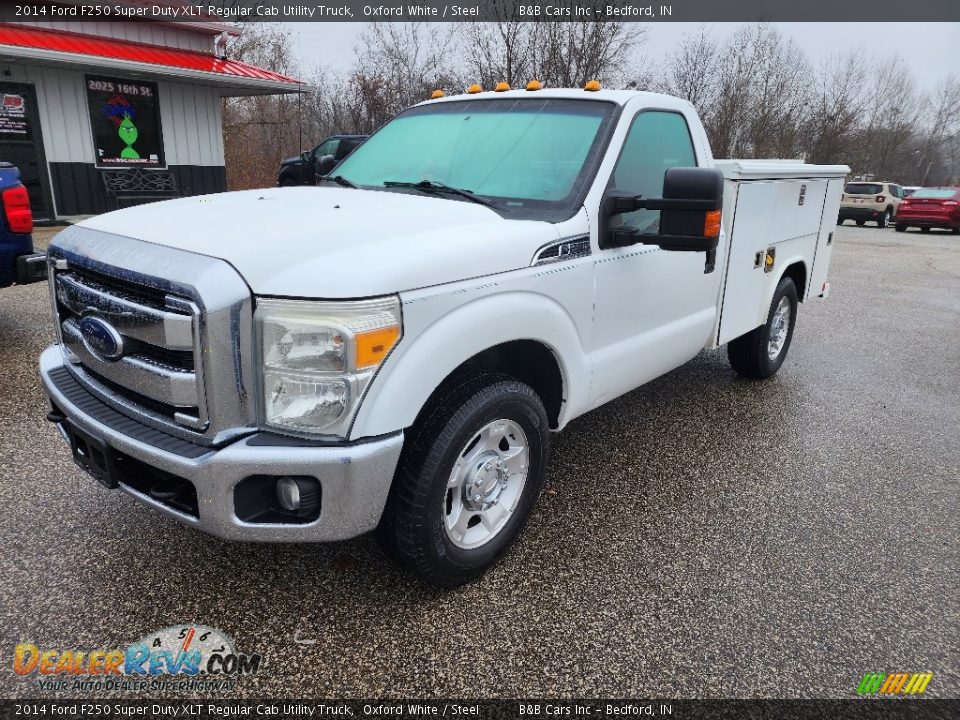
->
<box><xmin>256</xmin><ymin>297</ymin><xmax>401</xmax><ymax>437</ymax></box>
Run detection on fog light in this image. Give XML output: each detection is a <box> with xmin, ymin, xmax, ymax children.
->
<box><xmin>276</xmin><ymin>476</ymin><xmax>300</xmax><ymax>511</ymax></box>
<box><xmin>275</xmin><ymin>476</ymin><xmax>321</xmax><ymax>517</ymax></box>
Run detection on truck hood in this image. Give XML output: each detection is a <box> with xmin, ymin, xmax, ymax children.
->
<box><xmin>79</xmin><ymin>187</ymin><xmax>560</xmax><ymax>297</ymax></box>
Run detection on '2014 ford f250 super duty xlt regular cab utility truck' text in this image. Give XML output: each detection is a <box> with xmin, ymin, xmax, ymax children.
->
<box><xmin>39</xmin><ymin>87</ymin><xmax>848</xmax><ymax>586</ymax></box>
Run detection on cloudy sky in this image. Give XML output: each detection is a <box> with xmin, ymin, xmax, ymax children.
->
<box><xmin>283</xmin><ymin>22</ymin><xmax>959</xmax><ymax>90</ymax></box>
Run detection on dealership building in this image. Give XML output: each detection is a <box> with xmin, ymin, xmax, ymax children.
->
<box><xmin>0</xmin><ymin>20</ymin><xmax>304</xmax><ymax>221</ymax></box>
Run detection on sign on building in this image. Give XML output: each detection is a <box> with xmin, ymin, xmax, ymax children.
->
<box><xmin>86</xmin><ymin>76</ymin><xmax>165</xmax><ymax>168</ymax></box>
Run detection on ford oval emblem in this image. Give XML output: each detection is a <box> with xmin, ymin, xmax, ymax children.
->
<box><xmin>78</xmin><ymin>316</ymin><xmax>125</xmax><ymax>361</ymax></box>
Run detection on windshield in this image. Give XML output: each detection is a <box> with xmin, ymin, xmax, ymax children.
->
<box><xmin>845</xmin><ymin>183</ymin><xmax>883</xmax><ymax>195</ymax></box>
<box><xmin>910</xmin><ymin>188</ymin><xmax>958</xmax><ymax>199</ymax></box>
<box><xmin>332</xmin><ymin>98</ymin><xmax>617</xmax><ymax>221</ymax></box>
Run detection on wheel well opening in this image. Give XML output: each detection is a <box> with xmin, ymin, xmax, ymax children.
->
<box><xmin>783</xmin><ymin>261</ymin><xmax>807</xmax><ymax>301</ymax></box>
<box><xmin>435</xmin><ymin>340</ymin><xmax>564</xmax><ymax>429</ymax></box>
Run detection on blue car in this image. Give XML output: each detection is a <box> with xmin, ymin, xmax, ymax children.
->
<box><xmin>0</xmin><ymin>162</ymin><xmax>44</xmax><ymax>288</ymax></box>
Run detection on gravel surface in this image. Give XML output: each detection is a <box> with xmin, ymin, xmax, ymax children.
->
<box><xmin>0</xmin><ymin>224</ymin><xmax>957</xmax><ymax>699</ymax></box>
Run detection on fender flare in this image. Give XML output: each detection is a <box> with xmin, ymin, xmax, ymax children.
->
<box><xmin>773</xmin><ymin>256</ymin><xmax>809</xmax><ymax>304</ymax></box>
<box><xmin>350</xmin><ymin>291</ymin><xmax>590</xmax><ymax>439</ymax></box>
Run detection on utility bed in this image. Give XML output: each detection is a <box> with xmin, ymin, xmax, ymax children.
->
<box><xmin>711</xmin><ymin>159</ymin><xmax>849</xmax><ymax>347</ymax></box>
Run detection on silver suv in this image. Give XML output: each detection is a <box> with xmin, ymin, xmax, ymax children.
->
<box><xmin>838</xmin><ymin>181</ymin><xmax>904</xmax><ymax>228</ymax></box>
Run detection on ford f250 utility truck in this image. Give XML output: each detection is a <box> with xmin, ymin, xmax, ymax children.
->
<box><xmin>39</xmin><ymin>87</ymin><xmax>848</xmax><ymax>586</ymax></box>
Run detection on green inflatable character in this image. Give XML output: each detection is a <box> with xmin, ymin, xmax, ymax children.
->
<box><xmin>118</xmin><ymin>114</ymin><xmax>140</xmax><ymax>160</ymax></box>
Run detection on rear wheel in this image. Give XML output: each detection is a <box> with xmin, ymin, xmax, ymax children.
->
<box><xmin>877</xmin><ymin>210</ymin><xmax>891</xmax><ymax>228</ymax></box>
<box><xmin>895</xmin><ymin>224</ymin><xmax>906</xmax><ymax>232</ymax></box>
<box><xmin>378</xmin><ymin>373</ymin><xmax>550</xmax><ymax>587</ymax></box>
<box><xmin>727</xmin><ymin>276</ymin><xmax>799</xmax><ymax>379</ymax></box>
<box><xmin>921</xmin><ymin>226</ymin><xmax>931</xmax><ymax>233</ymax></box>
<box><xmin>855</xmin><ymin>220</ymin><xmax>865</xmax><ymax>226</ymax></box>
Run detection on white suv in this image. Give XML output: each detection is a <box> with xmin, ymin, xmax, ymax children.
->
<box><xmin>838</xmin><ymin>181</ymin><xmax>904</xmax><ymax>228</ymax></box>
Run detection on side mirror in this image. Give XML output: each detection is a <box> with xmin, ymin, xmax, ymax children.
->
<box><xmin>603</xmin><ymin>167</ymin><xmax>724</xmax><ymax>260</ymax></box>
<box><xmin>301</xmin><ymin>151</ymin><xmax>311</xmax><ymax>163</ymax></box>
<box><xmin>315</xmin><ymin>154</ymin><xmax>337</xmax><ymax>177</ymax></box>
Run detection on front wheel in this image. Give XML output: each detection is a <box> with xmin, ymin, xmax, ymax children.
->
<box><xmin>727</xmin><ymin>276</ymin><xmax>799</xmax><ymax>379</ymax></box>
<box><xmin>378</xmin><ymin>373</ymin><xmax>550</xmax><ymax>587</ymax></box>
<box><xmin>855</xmin><ymin>220</ymin><xmax>865</xmax><ymax>226</ymax></box>
<box><xmin>895</xmin><ymin>224</ymin><xmax>906</xmax><ymax>232</ymax></box>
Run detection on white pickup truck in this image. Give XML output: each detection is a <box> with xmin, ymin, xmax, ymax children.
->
<box><xmin>40</xmin><ymin>87</ymin><xmax>847</xmax><ymax>586</ymax></box>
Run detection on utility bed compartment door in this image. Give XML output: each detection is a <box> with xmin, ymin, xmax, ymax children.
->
<box><xmin>717</xmin><ymin>179</ymin><xmax>828</xmax><ymax>345</ymax></box>
<box><xmin>807</xmin><ymin>178</ymin><xmax>844</xmax><ymax>299</ymax></box>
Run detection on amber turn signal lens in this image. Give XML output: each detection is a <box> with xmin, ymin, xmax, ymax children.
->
<box><xmin>703</xmin><ymin>209</ymin><xmax>722</xmax><ymax>237</ymax></box>
<box><xmin>467</xmin><ymin>84</ymin><xmax>483</xmax><ymax>94</ymax></box>
<box><xmin>355</xmin><ymin>326</ymin><xmax>401</xmax><ymax>369</ymax></box>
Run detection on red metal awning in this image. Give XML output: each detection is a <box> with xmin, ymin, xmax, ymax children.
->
<box><xmin>0</xmin><ymin>24</ymin><xmax>306</xmax><ymax>93</ymax></box>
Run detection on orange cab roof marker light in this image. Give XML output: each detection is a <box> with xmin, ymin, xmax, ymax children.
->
<box><xmin>494</xmin><ymin>81</ymin><xmax>510</xmax><ymax>92</ymax></box>
<box><xmin>430</xmin><ymin>89</ymin><xmax>444</xmax><ymax>99</ymax></box>
<box><xmin>584</xmin><ymin>80</ymin><xmax>601</xmax><ymax>91</ymax></box>
<box><xmin>467</xmin><ymin>83</ymin><xmax>483</xmax><ymax>94</ymax></box>
<box><xmin>526</xmin><ymin>80</ymin><xmax>543</xmax><ymax>91</ymax></box>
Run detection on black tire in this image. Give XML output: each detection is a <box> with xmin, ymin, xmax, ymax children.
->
<box><xmin>378</xmin><ymin>372</ymin><xmax>550</xmax><ymax>588</ymax></box>
<box><xmin>920</xmin><ymin>226</ymin><xmax>931</xmax><ymax>233</ymax></box>
<box><xmin>952</xmin><ymin>227</ymin><xmax>960</xmax><ymax>235</ymax></box>
<box><xmin>895</xmin><ymin>224</ymin><xmax>906</xmax><ymax>233</ymax></box>
<box><xmin>855</xmin><ymin>220</ymin><xmax>865</xmax><ymax>226</ymax></box>
<box><xmin>727</xmin><ymin>276</ymin><xmax>799</xmax><ymax>379</ymax></box>
<box><xmin>278</xmin><ymin>177</ymin><xmax>297</xmax><ymax>187</ymax></box>
<box><xmin>877</xmin><ymin>209</ymin><xmax>891</xmax><ymax>228</ymax></box>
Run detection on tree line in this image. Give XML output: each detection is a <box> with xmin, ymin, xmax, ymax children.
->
<box><xmin>222</xmin><ymin>21</ymin><xmax>960</xmax><ymax>190</ymax></box>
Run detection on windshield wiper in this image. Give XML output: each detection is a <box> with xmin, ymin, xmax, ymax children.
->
<box><xmin>319</xmin><ymin>174</ymin><xmax>357</xmax><ymax>188</ymax></box>
<box><xmin>383</xmin><ymin>180</ymin><xmax>497</xmax><ymax>209</ymax></box>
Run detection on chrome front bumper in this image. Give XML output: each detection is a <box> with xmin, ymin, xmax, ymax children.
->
<box><xmin>39</xmin><ymin>346</ymin><xmax>404</xmax><ymax>542</ymax></box>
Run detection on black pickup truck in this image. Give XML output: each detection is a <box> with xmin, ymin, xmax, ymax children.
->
<box><xmin>277</xmin><ymin>135</ymin><xmax>367</xmax><ymax>186</ymax></box>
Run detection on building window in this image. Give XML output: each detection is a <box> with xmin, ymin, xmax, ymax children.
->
<box><xmin>86</xmin><ymin>76</ymin><xmax>165</xmax><ymax>169</ymax></box>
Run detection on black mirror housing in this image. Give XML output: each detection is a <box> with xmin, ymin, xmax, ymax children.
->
<box><xmin>315</xmin><ymin>154</ymin><xmax>337</xmax><ymax>177</ymax></box>
<box><xmin>301</xmin><ymin>151</ymin><xmax>311</xmax><ymax>163</ymax></box>
<box><xmin>658</xmin><ymin>167</ymin><xmax>723</xmax><ymax>245</ymax></box>
<box><xmin>602</xmin><ymin>166</ymin><xmax>724</xmax><ymax>271</ymax></box>
<box><xmin>603</xmin><ymin>166</ymin><xmax>724</xmax><ymax>251</ymax></box>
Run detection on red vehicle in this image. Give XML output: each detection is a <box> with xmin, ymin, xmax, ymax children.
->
<box><xmin>894</xmin><ymin>187</ymin><xmax>960</xmax><ymax>234</ymax></box>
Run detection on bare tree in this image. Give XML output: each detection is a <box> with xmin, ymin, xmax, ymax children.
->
<box><xmin>800</xmin><ymin>52</ymin><xmax>869</xmax><ymax>166</ymax></box>
<box><xmin>654</xmin><ymin>29</ymin><xmax>721</xmax><ymax>108</ymax></box>
<box><xmin>532</xmin><ymin>9</ymin><xmax>646</xmax><ymax>88</ymax></box>
<box><xmin>220</xmin><ymin>20</ymin><xmax>954</xmax><ymax>192</ymax></box>
<box><xmin>913</xmin><ymin>75</ymin><xmax>960</xmax><ymax>184</ymax></box>
<box><xmin>351</xmin><ymin>22</ymin><xmax>459</xmax><ymax>128</ymax></box>
<box><xmin>460</xmin><ymin>2</ymin><xmax>535</xmax><ymax>88</ymax></box>
<box><xmin>855</xmin><ymin>56</ymin><xmax>922</xmax><ymax>179</ymax></box>
<box><xmin>222</xmin><ymin>23</ymin><xmax>306</xmax><ymax>190</ymax></box>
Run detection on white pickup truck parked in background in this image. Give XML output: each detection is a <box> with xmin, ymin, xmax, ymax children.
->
<box><xmin>40</xmin><ymin>87</ymin><xmax>848</xmax><ymax>586</ymax></box>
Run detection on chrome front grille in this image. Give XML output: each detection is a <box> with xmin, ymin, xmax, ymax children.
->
<box><xmin>55</xmin><ymin>267</ymin><xmax>207</xmax><ymax>429</ymax></box>
<box><xmin>48</xmin><ymin>225</ymin><xmax>257</xmax><ymax>447</ymax></box>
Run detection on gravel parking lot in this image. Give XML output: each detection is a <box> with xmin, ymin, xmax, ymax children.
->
<box><xmin>1</xmin><ymin>224</ymin><xmax>957</xmax><ymax>699</ymax></box>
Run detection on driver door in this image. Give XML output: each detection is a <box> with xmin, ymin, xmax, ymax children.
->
<box><xmin>589</xmin><ymin>109</ymin><xmax>720</xmax><ymax>406</ymax></box>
